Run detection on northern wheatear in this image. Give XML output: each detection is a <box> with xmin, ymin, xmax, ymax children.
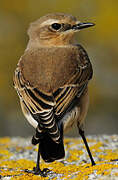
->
<box><xmin>13</xmin><ymin>13</ymin><xmax>95</xmax><ymax>176</ymax></box>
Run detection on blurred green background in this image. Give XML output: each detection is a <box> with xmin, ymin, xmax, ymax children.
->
<box><xmin>0</xmin><ymin>0</ymin><xmax>118</xmax><ymax>137</ymax></box>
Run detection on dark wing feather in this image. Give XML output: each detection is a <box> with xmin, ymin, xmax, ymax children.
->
<box><xmin>13</xmin><ymin>68</ymin><xmax>60</xmax><ymax>143</ymax></box>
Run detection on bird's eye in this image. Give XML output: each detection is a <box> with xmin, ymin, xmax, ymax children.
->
<box><xmin>51</xmin><ymin>23</ymin><xmax>62</xmax><ymax>30</ymax></box>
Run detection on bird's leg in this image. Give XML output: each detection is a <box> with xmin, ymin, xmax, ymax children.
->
<box><xmin>33</xmin><ymin>143</ymin><xmax>50</xmax><ymax>176</ymax></box>
<box><xmin>33</xmin><ymin>143</ymin><xmax>41</xmax><ymax>174</ymax></box>
<box><xmin>78</xmin><ymin>128</ymin><xmax>96</xmax><ymax>166</ymax></box>
<box><xmin>24</xmin><ymin>143</ymin><xmax>42</xmax><ymax>175</ymax></box>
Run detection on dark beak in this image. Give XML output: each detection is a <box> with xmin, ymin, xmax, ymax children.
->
<box><xmin>72</xmin><ymin>22</ymin><xmax>95</xmax><ymax>30</ymax></box>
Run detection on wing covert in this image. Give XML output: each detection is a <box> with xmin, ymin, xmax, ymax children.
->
<box><xmin>53</xmin><ymin>44</ymin><xmax>93</xmax><ymax>117</ymax></box>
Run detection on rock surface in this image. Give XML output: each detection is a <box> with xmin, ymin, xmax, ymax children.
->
<box><xmin>0</xmin><ymin>135</ymin><xmax>118</xmax><ymax>180</ymax></box>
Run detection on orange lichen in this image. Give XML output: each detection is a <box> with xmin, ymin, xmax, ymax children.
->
<box><xmin>0</xmin><ymin>137</ymin><xmax>13</xmax><ymax>161</ymax></box>
<box><xmin>114</xmin><ymin>172</ymin><xmax>118</xmax><ymax>176</ymax></box>
<box><xmin>99</xmin><ymin>149</ymin><xmax>118</xmax><ymax>161</ymax></box>
<box><xmin>90</xmin><ymin>142</ymin><xmax>103</xmax><ymax>153</ymax></box>
<box><xmin>0</xmin><ymin>169</ymin><xmax>22</xmax><ymax>177</ymax></box>
<box><xmin>68</xmin><ymin>149</ymin><xmax>83</xmax><ymax>162</ymax></box>
<box><xmin>0</xmin><ymin>149</ymin><xmax>13</xmax><ymax>160</ymax></box>
<box><xmin>11</xmin><ymin>173</ymin><xmax>49</xmax><ymax>180</ymax></box>
<box><xmin>0</xmin><ymin>137</ymin><xmax>118</xmax><ymax>179</ymax></box>
<box><xmin>0</xmin><ymin>159</ymin><xmax>35</xmax><ymax>170</ymax></box>
<box><xmin>0</xmin><ymin>137</ymin><xmax>11</xmax><ymax>144</ymax></box>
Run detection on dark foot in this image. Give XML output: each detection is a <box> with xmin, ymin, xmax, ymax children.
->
<box><xmin>24</xmin><ymin>169</ymin><xmax>32</xmax><ymax>173</ymax></box>
<box><xmin>92</xmin><ymin>161</ymin><xmax>96</xmax><ymax>166</ymax></box>
<box><xmin>33</xmin><ymin>167</ymin><xmax>42</xmax><ymax>175</ymax></box>
<box><xmin>110</xmin><ymin>159</ymin><xmax>118</xmax><ymax>162</ymax></box>
<box><xmin>24</xmin><ymin>167</ymin><xmax>49</xmax><ymax>177</ymax></box>
<box><xmin>42</xmin><ymin>168</ymin><xmax>50</xmax><ymax>175</ymax></box>
<box><xmin>33</xmin><ymin>167</ymin><xmax>50</xmax><ymax>177</ymax></box>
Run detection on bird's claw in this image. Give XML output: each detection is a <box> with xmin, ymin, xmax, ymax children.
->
<box><xmin>33</xmin><ymin>167</ymin><xmax>50</xmax><ymax>177</ymax></box>
<box><xmin>24</xmin><ymin>167</ymin><xmax>50</xmax><ymax>177</ymax></box>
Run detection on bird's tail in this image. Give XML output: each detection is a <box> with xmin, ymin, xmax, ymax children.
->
<box><xmin>39</xmin><ymin>132</ymin><xmax>65</xmax><ymax>162</ymax></box>
<box><xmin>32</xmin><ymin>124</ymin><xmax>65</xmax><ymax>162</ymax></box>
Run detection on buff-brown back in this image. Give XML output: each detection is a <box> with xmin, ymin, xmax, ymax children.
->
<box><xmin>19</xmin><ymin>46</ymin><xmax>79</xmax><ymax>93</ymax></box>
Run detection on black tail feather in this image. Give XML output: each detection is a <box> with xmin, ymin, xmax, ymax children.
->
<box><xmin>32</xmin><ymin>121</ymin><xmax>65</xmax><ymax>163</ymax></box>
<box><xmin>39</xmin><ymin>132</ymin><xmax>65</xmax><ymax>162</ymax></box>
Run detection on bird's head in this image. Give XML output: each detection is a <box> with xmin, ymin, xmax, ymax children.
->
<box><xmin>28</xmin><ymin>13</ymin><xmax>95</xmax><ymax>47</ymax></box>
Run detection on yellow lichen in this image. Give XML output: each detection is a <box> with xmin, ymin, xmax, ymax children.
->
<box><xmin>0</xmin><ymin>159</ymin><xmax>35</xmax><ymax>170</ymax></box>
<box><xmin>11</xmin><ymin>173</ymin><xmax>48</xmax><ymax>180</ymax></box>
<box><xmin>114</xmin><ymin>172</ymin><xmax>118</xmax><ymax>176</ymax></box>
<box><xmin>0</xmin><ymin>149</ymin><xmax>13</xmax><ymax>160</ymax></box>
<box><xmin>90</xmin><ymin>142</ymin><xmax>103</xmax><ymax>153</ymax></box>
<box><xmin>25</xmin><ymin>146</ymin><xmax>33</xmax><ymax>150</ymax></box>
<box><xmin>98</xmin><ymin>149</ymin><xmax>118</xmax><ymax>161</ymax></box>
<box><xmin>0</xmin><ymin>137</ymin><xmax>11</xmax><ymax>144</ymax></box>
<box><xmin>0</xmin><ymin>169</ymin><xmax>22</xmax><ymax>177</ymax></box>
<box><xmin>68</xmin><ymin>149</ymin><xmax>83</xmax><ymax>162</ymax></box>
<box><xmin>0</xmin><ymin>137</ymin><xmax>118</xmax><ymax>179</ymax></box>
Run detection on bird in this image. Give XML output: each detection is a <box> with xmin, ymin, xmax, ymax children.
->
<box><xmin>13</xmin><ymin>13</ymin><xmax>95</xmax><ymax>176</ymax></box>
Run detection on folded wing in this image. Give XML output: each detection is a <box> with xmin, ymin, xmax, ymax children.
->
<box><xmin>13</xmin><ymin>44</ymin><xmax>93</xmax><ymax>143</ymax></box>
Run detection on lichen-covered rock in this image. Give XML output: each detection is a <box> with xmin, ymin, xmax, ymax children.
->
<box><xmin>0</xmin><ymin>135</ymin><xmax>118</xmax><ymax>179</ymax></box>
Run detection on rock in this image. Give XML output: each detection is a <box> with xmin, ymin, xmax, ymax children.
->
<box><xmin>0</xmin><ymin>135</ymin><xmax>118</xmax><ymax>179</ymax></box>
